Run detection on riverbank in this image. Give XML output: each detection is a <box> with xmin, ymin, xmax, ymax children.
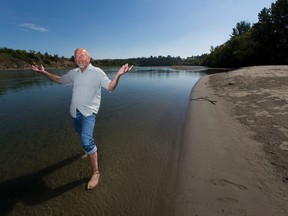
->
<box><xmin>173</xmin><ymin>66</ymin><xmax>288</xmax><ymax>215</ymax></box>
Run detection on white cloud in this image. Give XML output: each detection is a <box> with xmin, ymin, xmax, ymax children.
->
<box><xmin>18</xmin><ymin>23</ymin><xmax>49</xmax><ymax>32</ymax></box>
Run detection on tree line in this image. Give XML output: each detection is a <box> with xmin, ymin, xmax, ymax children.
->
<box><xmin>0</xmin><ymin>47</ymin><xmax>196</xmax><ymax>69</ymax></box>
<box><xmin>91</xmin><ymin>55</ymin><xmax>187</xmax><ymax>67</ymax></box>
<box><xmin>0</xmin><ymin>48</ymin><xmax>75</xmax><ymax>70</ymax></box>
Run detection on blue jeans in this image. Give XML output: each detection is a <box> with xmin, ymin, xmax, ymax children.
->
<box><xmin>73</xmin><ymin>110</ymin><xmax>97</xmax><ymax>155</ymax></box>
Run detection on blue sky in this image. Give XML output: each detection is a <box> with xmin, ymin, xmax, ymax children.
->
<box><xmin>1</xmin><ymin>0</ymin><xmax>275</xmax><ymax>59</ymax></box>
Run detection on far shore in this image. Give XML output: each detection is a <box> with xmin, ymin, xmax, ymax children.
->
<box><xmin>163</xmin><ymin>65</ymin><xmax>208</xmax><ymax>70</ymax></box>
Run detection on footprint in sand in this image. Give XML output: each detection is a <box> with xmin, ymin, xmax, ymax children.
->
<box><xmin>216</xmin><ymin>197</ymin><xmax>239</xmax><ymax>203</ymax></box>
<box><xmin>210</xmin><ymin>179</ymin><xmax>248</xmax><ymax>191</ymax></box>
<box><xmin>280</xmin><ymin>141</ymin><xmax>288</xmax><ymax>151</ymax></box>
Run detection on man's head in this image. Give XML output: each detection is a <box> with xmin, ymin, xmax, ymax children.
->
<box><xmin>74</xmin><ymin>48</ymin><xmax>91</xmax><ymax>70</ymax></box>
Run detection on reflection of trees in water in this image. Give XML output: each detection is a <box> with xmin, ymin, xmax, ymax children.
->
<box><xmin>0</xmin><ymin>69</ymin><xmax>68</xmax><ymax>96</ymax></box>
<box><xmin>204</xmin><ymin>68</ymin><xmax>235</xmax><ymax>75</ymax></box>
<box><xmin>116</xmin><ymin>67</ymin><xmax>208</xmax><ymax>79</ymax></box>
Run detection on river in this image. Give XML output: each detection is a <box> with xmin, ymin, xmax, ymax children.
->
<box><xmin>0</xmin><ymin>66</ymin><xmax>211</xmax><ymax>215</ymax></box>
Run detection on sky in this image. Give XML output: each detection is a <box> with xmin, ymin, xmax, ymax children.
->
<box><xmin>0</xmin><ymin>0</ymin><xmax>275</xmax><ymax>59</ymax></box>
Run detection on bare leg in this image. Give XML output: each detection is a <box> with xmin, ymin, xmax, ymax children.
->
<box><xmin>87</xmin><ymin>152</ymin><xmax>100</xmax><ymax>189</ymax></box>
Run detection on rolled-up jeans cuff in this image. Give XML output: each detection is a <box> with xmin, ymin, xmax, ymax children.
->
<box><xmin>85</xmin><ymin>146</ymin><xmax>97</xmax><ymax>155</ymax></box>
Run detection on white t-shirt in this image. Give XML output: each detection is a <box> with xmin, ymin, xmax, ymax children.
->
<box><xmin>59</xmin><ymin>64</ymin><xmax>111</xmax><ymax>118</ymax></box>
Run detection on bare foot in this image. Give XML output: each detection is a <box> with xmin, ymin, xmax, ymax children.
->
<box><xmin>86</xmin><ymin>171</ymin><xmax>100</xmax><ymax>190</ymax></box>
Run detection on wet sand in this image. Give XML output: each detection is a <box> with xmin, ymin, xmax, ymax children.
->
<box><xmin>174</xmin><ymin>66</ymin><xmax>288</xmax><ymax>215</ymax></box>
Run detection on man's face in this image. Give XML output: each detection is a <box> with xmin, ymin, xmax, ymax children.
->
<box><xmin>75</xmin><ymin>49</ymin><xmax>90</xmax><ymax>69</ymax></box>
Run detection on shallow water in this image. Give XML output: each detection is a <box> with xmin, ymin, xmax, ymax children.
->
<box><xmin>0</xmin><ymin>67</ymin><xmax>207</xmax><ymax>215</ymax></box>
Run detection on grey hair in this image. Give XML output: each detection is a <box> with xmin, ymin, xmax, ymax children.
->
<box><xmin>74</xmin><ymin>48</ymin><xmax>90</xmax><ymax>58</ymax></box>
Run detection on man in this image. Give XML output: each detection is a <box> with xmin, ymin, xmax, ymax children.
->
<box><xmin>31</xmin><ymin>48</ymin><xmax>133</xmax><ymax>189</ymax></box>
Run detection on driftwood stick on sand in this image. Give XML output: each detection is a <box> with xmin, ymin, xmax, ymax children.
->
<box><xmin>190</xmin><ymin>96</ymin><xmax>217</xmax><ymax>105</ymax></box>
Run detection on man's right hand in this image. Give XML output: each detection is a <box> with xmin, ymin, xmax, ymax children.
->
<box><xmin>31</xmin><ymin>64</ymin><xmax>45</xmax><ymax>73</ymax></box>
<box><xmin>31</xmin><ymin>64</ymin><xmax>61</xmax><ymax>83</ymax></box>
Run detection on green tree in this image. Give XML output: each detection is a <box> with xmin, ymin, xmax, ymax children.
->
<box><xmin>231</xmin><ymin>21</ymin><xmax>251</xmax><ymax>38</ymax></box>
<box><xmin>205</xmin><ymin>0</ymin><xmax>288</xmax><ymax>67</ymax></box>
<box><xmin>271</xmin><ymin>0</ymin><xmax>288</xmax><ymax>63</ymax></box>
<box><xmin>252</xmin><ymin>0</ymin><xmax>288</xmax><ymax>64</ymax></box>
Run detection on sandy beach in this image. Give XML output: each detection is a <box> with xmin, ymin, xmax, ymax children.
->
<box><xmin>173</xmin><ymin>66</ymin><xmax>288</xmax><ymax>215</ymax></box>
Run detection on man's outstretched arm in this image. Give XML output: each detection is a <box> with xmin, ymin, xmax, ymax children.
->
<box><xmin>31</xmin><ymin>64</ymin><xmax>61</xmax><ymax>84</ymax></box>
<box><xmin>108</xmin><ymin>63</ymin><xmax>134</xmax><ymax>92</ymax></box>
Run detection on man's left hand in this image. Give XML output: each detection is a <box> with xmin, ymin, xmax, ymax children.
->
<box><xmin>118</xmin><ymin>64</ymin><xmax>134</xmax><ymax>75</ymax></box>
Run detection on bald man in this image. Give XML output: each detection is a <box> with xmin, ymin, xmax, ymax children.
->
<box><xmin>32</xmin><ymin>48</ymin><xmax>133</xmax><ymax>189</ymax></box>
